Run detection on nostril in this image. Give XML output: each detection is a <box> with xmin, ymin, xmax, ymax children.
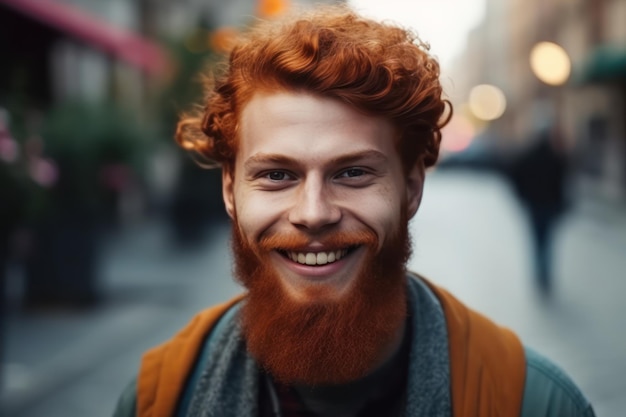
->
<box><xmin>288</xmin><ymin>201</ymin><xmax>342</xmax><ymax>230</ymax></box>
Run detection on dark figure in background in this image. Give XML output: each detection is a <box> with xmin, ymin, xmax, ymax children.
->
<box><xmin>509</xmin><ymin>128</ymin><xmax>568</xmax><ymax>294</ymax></box>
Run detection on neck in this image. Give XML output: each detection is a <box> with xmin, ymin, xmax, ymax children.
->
<box><xmin>291</xmin><ymin>317</ymin><xmax>410</xmax><ymax>415</ymax></box>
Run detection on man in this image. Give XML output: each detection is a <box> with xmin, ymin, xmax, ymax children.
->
<box><xmin>114</xmin><ymin>5</ymin><xmax>595</xmax><ymax>417</ymax></box>
<box><xmin>508</xmin><ymin>125</ymin><xmax>569</xmax><ymax>294</ymax></box>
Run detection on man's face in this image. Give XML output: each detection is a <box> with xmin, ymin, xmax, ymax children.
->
<box><xmin>223</xmin><ymin>90</ymin><xmax>424</xmax><ymax>303</ymax></box>
<box><xmin>222</xmin><ymin>90</ymin><xmax>425</xmax><ymax>384</ymax></box>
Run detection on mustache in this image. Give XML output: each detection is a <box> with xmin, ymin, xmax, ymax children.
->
<box><xmin>258</xmin><ymin>230</ymin><xmax>378</xmax><ymax>252</ymax></box>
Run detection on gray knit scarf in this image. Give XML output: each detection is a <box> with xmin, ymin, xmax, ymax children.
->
<box><xmin>186</xmin><ymin>274</ymin><xmax>451</xmax><ymax>417</ymax></box>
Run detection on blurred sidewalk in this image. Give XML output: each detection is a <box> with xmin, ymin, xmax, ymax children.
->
<box><xmin>1</xmin><ymin>218</ymin><xmax>241</xmax><ymax>417</ymax></box>
<box><xmin>2</xmin><ymin>170</ymin><xmax>625</xmax><ymax>417</ymax></box>
<box><xmin>410</xmin><ymin>170</ymin><xmax>626</xmax><ymax>417</ymax></box>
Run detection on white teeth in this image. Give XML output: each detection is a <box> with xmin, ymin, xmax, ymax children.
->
<box><xmin>316</xmin><ymin>252</ymin><xmax>328</xmax><ymax>265</ymax></box>
<box><xmin>287</xmin><ymin>249</ymin><xmax>349</xmax><ymax>266</ymax></box>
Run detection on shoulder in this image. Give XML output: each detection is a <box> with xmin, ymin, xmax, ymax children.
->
<box><xmin>112</xmin><ymin>297</ymin><xmax>245</xmax><ymax>417</ymax></box>
<box><xmin>521</xmin><ymin>347</ymin><xmax>596</xmax><ymax>417</ymax></box>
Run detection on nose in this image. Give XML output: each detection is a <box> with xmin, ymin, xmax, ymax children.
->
<box><xmin>288</xmin><ymin>178</ymin><xmax>341</xmax><ymax>232</ymax></box>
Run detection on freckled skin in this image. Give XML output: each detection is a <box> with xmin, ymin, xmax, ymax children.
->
<box><xmin>222</xmin><ymin>91</ymin><xmax>425</xmax><ymax>301</ymax></box>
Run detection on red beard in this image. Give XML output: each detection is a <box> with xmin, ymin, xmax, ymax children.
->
<box><xmin>231</xmin><ymin>217</ymin><xmax>411</xmax><ymax>386</ymax></box>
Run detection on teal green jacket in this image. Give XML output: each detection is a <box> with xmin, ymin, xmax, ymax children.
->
<box><xmin>114</xmin><ymin>346</ymin><xmax>595</xmax><ymax>417</ymax></box>
<box><xmin>113</xmin><ymin>280</ymin><xmax>595</xmax><ymax>417</ymax></box>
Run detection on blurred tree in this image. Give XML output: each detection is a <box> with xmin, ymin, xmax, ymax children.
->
<box><xmin>155</xmin><ymin>24</ymin><xmax>230</xmax><ymax>246</ymax></box>
<box><xmin>157</xmin><ymin>26</ymin><xmax>218</xmax><ymax>137</ymax></box>
<box><xmin>19</xmin><ymin>100</ymin><xmax>149</xmax><ymax>308</ymax></box>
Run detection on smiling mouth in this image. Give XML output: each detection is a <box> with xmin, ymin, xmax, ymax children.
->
<box><xmin>277</xmin><ymin>246</ymin><xmax>359</xmax><ymax>266</ymax></box>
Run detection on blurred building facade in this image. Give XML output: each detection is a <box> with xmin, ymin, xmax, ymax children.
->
<box><xmin>0</xmin><ymin>0</ymin><xmax>168</xmax><ymax>113</ymax></box>
<box><xmin>449</xmin><ymin>0</ymin><xmax>626</xmax><ymax>203</ymax></box>
<box><xmin>0</xmin><ymin>0</ymin><xmax>340</xmax><ymax>115</ymax></box>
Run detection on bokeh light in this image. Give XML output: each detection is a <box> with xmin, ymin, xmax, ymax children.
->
<box><xmin>529</xmin><ymin>42</ymin><xmax>572</xmax><ymax>86</ymax></box>
<box><xmin>210</xmin><ymin>27</ymin><xmax>238</xmax><ymax>54</ymax></box>
<box><xmin>468</xmin><ymin>84</ymin><xmax>507</xmax><ymax>121</ymax></box>
<box><xmin>258</xmin><ymin>0</ymin><xmax>290</xmax><ymax>17</ymax></box>
<box><xmin>28</xmin><ymin>157</ymin><xmax>58</xmax><ymax>187</ymax></box>
<box><xmin>0</xmin><ymin>136</ymin><xmax>19</xmax><ymax>162</ymax></box>
<box><xmin>442</xmin><ymin>114</ymin><xmax>476</xmax><ymax>152</ymax></box>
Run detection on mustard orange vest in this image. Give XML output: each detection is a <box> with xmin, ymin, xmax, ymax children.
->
<box><xmin>136</xmin><ymin>282</ymin><xmax>526</xmax><ymax>417</ymax></box>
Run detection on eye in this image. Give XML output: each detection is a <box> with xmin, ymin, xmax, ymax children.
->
<box><xmin>339</xmin><ymin>168</ymin><xmax>366</xmax><ymax>178</ymax></box>
<box><xmin>265</xmin><ymin>171</ymin><xmax>291</xmax><ymax>181</ymax></box>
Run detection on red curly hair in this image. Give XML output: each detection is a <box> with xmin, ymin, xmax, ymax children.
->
<box><xmin>176</xmin><ymin>5</ymin><xmax>452</xmax><ymax>174</ymax></box>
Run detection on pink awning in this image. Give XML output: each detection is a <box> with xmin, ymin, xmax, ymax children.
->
<box><xmin>0</xmin><ymin>0</ymin><xmax>168</xmax><ymax>76</ymax></box>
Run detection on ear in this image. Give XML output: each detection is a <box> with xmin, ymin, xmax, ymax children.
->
<box><xmin>222</xmin><ymin>168</ymin><xmax>235</xmax><ymax>220</ymax></box>
<box><xmin>405</xmin><ymin>159</ymin><xmax>425</xmax><ymax>220</ymax></box>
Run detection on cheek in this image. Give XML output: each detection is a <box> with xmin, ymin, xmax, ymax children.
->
<box><xmin>350</xmin><ymin>193</ymin><xmax>404</xmax><ymax>247</ymax></box>
<box><xmin>233</xmin><ymin>189</ymin><xmax>286</xmax><ymax>241</ymax></box>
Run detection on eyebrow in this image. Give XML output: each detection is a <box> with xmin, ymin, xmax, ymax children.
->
<box><xmin>243</xmin><ymin>150</ymin><xmax>389</xmax><ymax>171</ymax></box>
<box><xmin>244</xmin><ymin>153</ymin><xmax>295</xmax><ymax>171</ymax></box>
<box><xmin>329</xmin><ymin>150</ymin><xmax>389</xmax><ymax>166</ymax></box>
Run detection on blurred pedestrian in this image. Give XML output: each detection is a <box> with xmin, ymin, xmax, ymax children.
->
<box><xmin>508</xmin><ymin>126</ymin><xmax>569</xmax><ymax>294</ymax></box>
<box><xmin>114</xmin><ymin>5</ymin><xmax>593</xmax><ymax>417</ymax></box>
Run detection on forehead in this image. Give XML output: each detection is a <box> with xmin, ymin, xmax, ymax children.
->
<box><xmin>238</xmin><ymin>91</ymin><xmax>399</xmax><ymax>164</ymax></box>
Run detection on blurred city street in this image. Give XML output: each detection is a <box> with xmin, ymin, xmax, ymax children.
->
<box><xmin>2</xmin><ymin>170</ymin><xmax>626</xmax><ymax>417</ymax></box>
<box><xmin>1</xmin><ymin>0</ymin><xmax>625</xmax><ymax>416</ymax></box>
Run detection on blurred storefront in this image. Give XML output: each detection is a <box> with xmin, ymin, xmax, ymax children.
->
<box><xmin>0</xmin><ymin>0</ymin><xmax>168</xmax><ymax>113</ymax></box>
<box><xmin>0</xmin><ymin>0</ymin><xmax>169</xmax><ymax>308</ymax></box>
<box><xmin>448</xmin><ymin>0</ymin><xmax>626</xmax><ymax>204</ymax></box>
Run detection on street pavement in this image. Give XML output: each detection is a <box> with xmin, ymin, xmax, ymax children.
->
<box><xmin>2</xmin><ymin>170</ymin><xmax>625</xmax><ymax>416</ymax></box>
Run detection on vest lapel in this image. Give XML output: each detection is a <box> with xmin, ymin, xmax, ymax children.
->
<box><xmin>420</xmin><ymin>276</ymin><xmax>526</xmax><ymax>417</ymax></box>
